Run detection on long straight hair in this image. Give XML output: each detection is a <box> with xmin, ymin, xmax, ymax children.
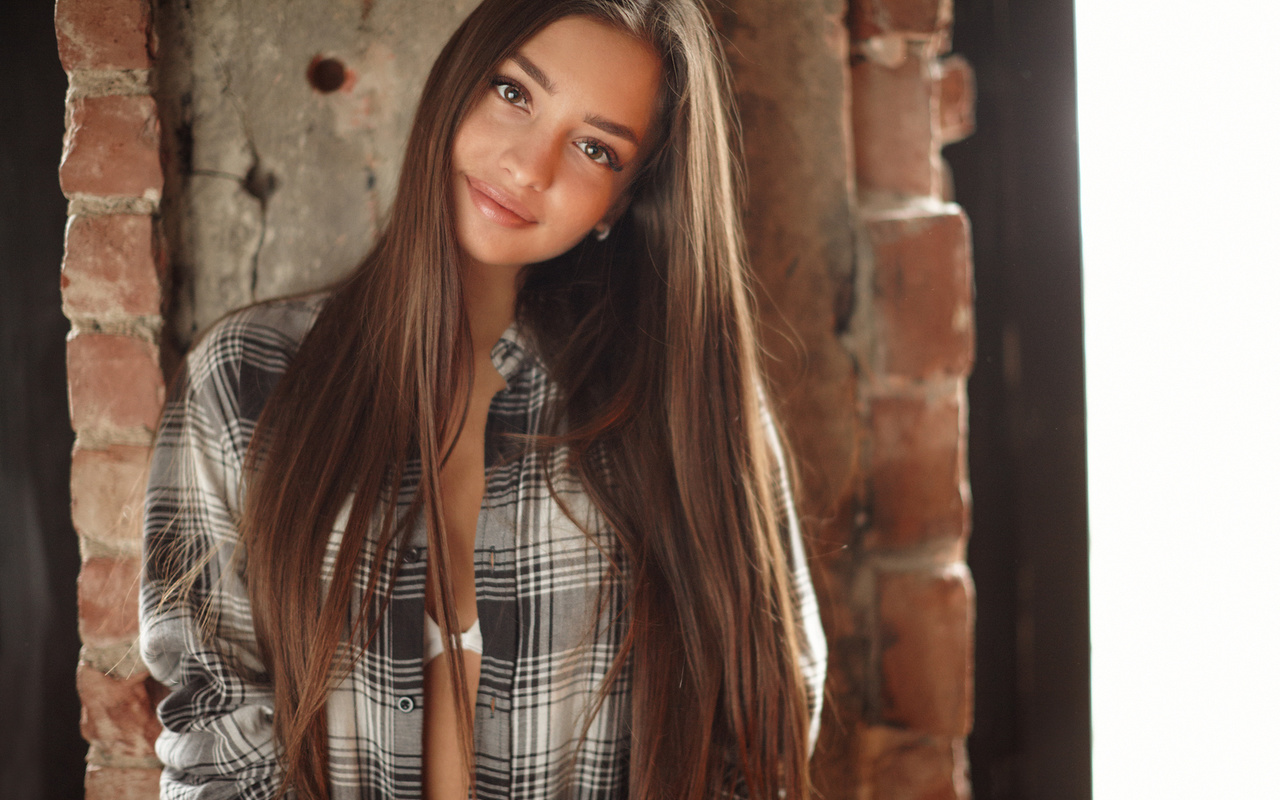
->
<box><xmin>237</xmin><ymin>1</ymin><xmax>815</xmax><ymax>798</ymax></box>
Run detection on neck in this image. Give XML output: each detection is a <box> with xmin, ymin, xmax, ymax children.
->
<box><xmin>461</xmin><ymin>258</ymin><xmax>520</xmax><ymax>364</ymax></box>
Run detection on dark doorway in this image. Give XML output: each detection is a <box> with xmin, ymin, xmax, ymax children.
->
<box><xmin>0</xmin><ymin>2</ymin><xmax>86</xmax><ymax>800</ymax></box>
<box><xmin>948</xmin><ymin>1</ymin><xmax>1091</xmax><ymax>798</ymax></box>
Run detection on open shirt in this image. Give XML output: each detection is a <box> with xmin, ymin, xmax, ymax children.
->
<box><xmin>140</xmin><ymin>294</ymin><xmax>826</xmax><ymax>800</ymax></box>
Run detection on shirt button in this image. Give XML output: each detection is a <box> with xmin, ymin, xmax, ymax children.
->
<box><xmin>396</xmin><ymin>696</ymin><xmax>415</xmax><ymax>713</ymax></box>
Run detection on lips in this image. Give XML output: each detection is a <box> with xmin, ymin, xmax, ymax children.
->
<box><xmin>465</xmin><ymin>176</ymin><xmax>536</xmax><ymax>227</ymax></box>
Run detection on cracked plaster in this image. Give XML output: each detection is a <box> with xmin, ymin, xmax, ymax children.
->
<box><xmin>156</xmin><ymin>0</ymin><xmax>480</xmax><ymax>344</ymax></box>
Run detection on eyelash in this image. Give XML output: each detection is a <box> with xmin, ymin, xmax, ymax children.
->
<box><xmin>490</xmin><ymin>75</ymin><xmax>624</xmax><ymax>173</ymax></box>
<box><xmin>491</xmin><ymin>76</ymin><xmax>531</xmax><ymax>110</ymax></box>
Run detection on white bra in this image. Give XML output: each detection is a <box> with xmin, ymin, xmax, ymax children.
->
<box><xmin>424</xmin><ymin>614</ymin><xmax>484</xmax><ymax>664</ymax></box>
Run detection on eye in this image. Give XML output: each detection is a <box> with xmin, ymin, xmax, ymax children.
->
<box><xmin>576</xmin><ymin>139</ymin><xmax>623</xmax><ymax>172</ymax></box>
<box><xmin>492</xmin><ymin>77</ymin><xmax>529</xmax><ymax>110</ymax></box>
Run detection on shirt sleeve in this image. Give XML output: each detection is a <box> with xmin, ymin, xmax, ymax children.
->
<box><xmin>139</xmin><ymin>324</ymin><xmax>283</xmax><ymax>800</ymax></box>
<box><xmin>761</xmin><ymin>400</ymin><xmax>828</xmax><ymax>756</ymax></box>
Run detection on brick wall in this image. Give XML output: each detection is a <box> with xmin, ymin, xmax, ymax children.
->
<box><xmin>54</xmin><ymin>0</ymin><xmax>976</xmax><ymax>797</ymax></box>
<box><xmin>725</xmin><ymin>1</ymin><xmax>975</xmax><ymax>797</ymax></box>
<box><xmin>55</xmin><ymin>0</ymin><xmax>166</xmax><ymax>796</ymax></box>
<box><xmin>847</xmin><ymin>1</ymin><xmax>977</xmax><ymax>796</ymax></box>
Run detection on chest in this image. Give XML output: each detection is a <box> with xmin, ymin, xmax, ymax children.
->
<box><xmin>322</xmin><ymin>365</ymin><xmax>633</xmax><ymax>798</ymax></box>
<box><xmin>437</xmin><ymin>411</ymin><xmax>488</xmax><ymax>557</ymax></box>
<box><xmin>437</xmin><ymin>363</ymin><xmax>509</xmax><ymax>546</ymax></box>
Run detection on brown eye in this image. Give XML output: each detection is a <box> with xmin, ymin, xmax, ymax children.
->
<box><xmin>492</xmin><ymin>79</ymin><xmax>529</xmax><ymax>109</ymax></box>
<box><xmin>576</xmin><ymin>140</ymin><xmax>621</xmax><ymax>172</ymax></box>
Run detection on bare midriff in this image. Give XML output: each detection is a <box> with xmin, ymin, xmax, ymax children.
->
<box><xmin>422</xmin><ymin>360</ymin><xmax>507</xmax><ymax>800</ymax></box>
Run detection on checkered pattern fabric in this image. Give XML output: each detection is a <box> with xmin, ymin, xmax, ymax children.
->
<box><xmin>140</xmin><ymin>294</ymin><xmax>826</xmax><ymax>800</ymax></box>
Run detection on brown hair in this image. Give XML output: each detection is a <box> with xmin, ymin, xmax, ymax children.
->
<box><xmin>237</xmin><ymin>1</ymin><xmax>814</xmax><ymax>798</ymax></box>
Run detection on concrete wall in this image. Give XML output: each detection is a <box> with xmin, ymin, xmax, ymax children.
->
<box><xmin>153</xmin><ymin>0</ymin><xmax>480</xmax><ymax>344</ymax></box>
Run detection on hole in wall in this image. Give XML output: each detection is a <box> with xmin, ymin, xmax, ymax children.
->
<box><xmin>308</xmin><ymin>56</ymin><xmax>348</xmax><ymax>93</ymax></box>
<box><xmin>243</xmin><ymin>161</ymin><xmax>278</xmax><ymax>204</ymax></box>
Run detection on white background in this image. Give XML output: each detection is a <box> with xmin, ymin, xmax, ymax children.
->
<box><xmin>1077</xmin><ymin>2</ymin><xmax>1280</xmax><ymax>796</ymax></box>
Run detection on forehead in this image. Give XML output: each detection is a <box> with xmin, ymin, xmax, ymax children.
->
<box><xmin>516</xmin><ymin>16</ymin><xmax>663</xmax><ymax>137</ymax></box>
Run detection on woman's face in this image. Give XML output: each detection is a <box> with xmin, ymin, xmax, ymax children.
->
<box><xmin>451</xmin><ymin>15</ymin><xmax>663</xmax><ymax>271</ymax></box>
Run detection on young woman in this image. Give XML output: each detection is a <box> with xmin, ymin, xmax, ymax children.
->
<box><xmin>140</xmin><ymin>1</ymin><xmax>826</xmax><ymax>799</ymax></box>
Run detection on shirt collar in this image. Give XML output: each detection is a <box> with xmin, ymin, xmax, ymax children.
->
<box><xmin>489</xmin><ymin>320</ymin><xmax>536</xmax><ymax>384</ymax></box>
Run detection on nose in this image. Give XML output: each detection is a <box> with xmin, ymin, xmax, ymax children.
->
<box><xmin>498</xmin><ymin>130</ymin><xmax>557</xmax><ymax>191</ymax></box>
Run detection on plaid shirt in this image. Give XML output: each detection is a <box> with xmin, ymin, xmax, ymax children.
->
<box><xmin>141</xmin><ymin>294</ymin><xmax>826</xmax><ymax>800</ymax></box>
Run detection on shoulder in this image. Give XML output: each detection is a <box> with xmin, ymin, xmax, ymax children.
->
<box><xmin>178</xmin><ymin>292</ymin><xmax>329</xmax><ymax>429</ymax></box>
<box><xmin>185</xmin><ymin>293</ymin><xmax>326</xmax><ymax>384</ymax></box>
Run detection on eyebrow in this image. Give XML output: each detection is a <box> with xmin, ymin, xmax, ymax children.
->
<box><xmin>512</xmin><ymin>53</ymin><xmax>643</xmax><ymax>148</ymax></box>
<box><xmin>584</xmin><ymin>113</ymin><xmax>641</xmax><ymax>147</ymax></box>
<box><xmin>512</xmin><ymin>54</ymin><xmax>556</xmax><ymax>94</ymax></box>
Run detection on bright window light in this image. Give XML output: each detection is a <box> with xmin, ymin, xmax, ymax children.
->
<box><xmin>1078</xmin><ymin>2</ymin><xmax>1280</xmax><ymax>797</ymax></box>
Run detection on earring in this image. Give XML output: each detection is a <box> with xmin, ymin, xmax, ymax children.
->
<box><xmin>593</xmin><ymin>223</ymin><xmax>611</xmax><ymax>241</ymax></box>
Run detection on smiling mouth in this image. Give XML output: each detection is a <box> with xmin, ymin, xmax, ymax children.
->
<box><xmin>465</xmin><ymin>176</ymin><xmax>536</xmax><ymax>227</ymax></box>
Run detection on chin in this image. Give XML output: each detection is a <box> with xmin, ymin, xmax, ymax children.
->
<box><xmin>461</xmin><ymin>243</ymin><xmax>539</xmax><ymax>271</ymax></box>
<box><xmin>463</xmin><ymin>237</ymin><xmax>587</xmax><ymax>272</ymax></box>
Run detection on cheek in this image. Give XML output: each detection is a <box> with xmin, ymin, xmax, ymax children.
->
<box><xmin>452</xmin><ymin>119</ymin><xmax>480</xmax><ymax>166</ymax></box>
<box><xmin>555</xmin><ymin>172</ymin><xmax>623</xmax><ymax>227</ymax></box>
<box><xmin>453</xmin><ymin>106</ymin><xmax>500</xmax><ymax>167</ymax></box>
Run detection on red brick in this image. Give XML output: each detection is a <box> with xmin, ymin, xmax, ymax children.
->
<box><xmin>851</xmin><ymin>53</ymin><xmax>935</xmax><ymax>197</ymax></box>
<box><xmin>71</xmin><ymin>445</ymin><xmax>152</xmax><ymax>548</ymax></box>
<box><xmin>78</xmin><ymin>557</ymin><xmax>141</xmax><ymax>647</ymax></box>
<box><xmin>937</xmin><ymin>55</ymin><xmax>975</xmax><ymax>145</ymax></box>
<box><xmin>867</xmin><ymin>391</ymin><xmax>968</xmax><ymax>549</ymax></box>
<box><xmin>62</xmin><ymin>214</ymin><xmax>161</xmax><ymax>317</ymax></box>
<box><xmin>877</xmin><ymin>567</ymin><xmax>973</xmax><ymax>736</ymax></box>
<box><xmin>60</xmin><ymin>95</ymin><xmax>163</xmax><ymax>199</ymax></box>
<box><xmin>852</xmin><ymin>0</ymin><xmax>954</xmax><ymax>40</ymax></box>
<box><xmin>66</xmin><ymin>334</ymin><xmax>164</xmax><ymax>433</ymax></box>
<box><xmin>54</xmin><ymin>0</ymin><xmax>151</xmax><ymax>71</ymax></box>
<box><xmin>858</xmin><ymin>725</ymin><xmax>970</xmax><ymax>800</ymax></box>
<box><xmin>869</xmin><ymin>206</ymin><xmax>974</xmax><ymax>379</ymax></box>
<box><xmin>77</xmin><ymin>662</ymin><xmax>160</xmax><ymax>760</ymax></box>
<box><xmin>85</xmin><ymin>766</ymin><xmax>162</xmax><ymax>800</ymax></box>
